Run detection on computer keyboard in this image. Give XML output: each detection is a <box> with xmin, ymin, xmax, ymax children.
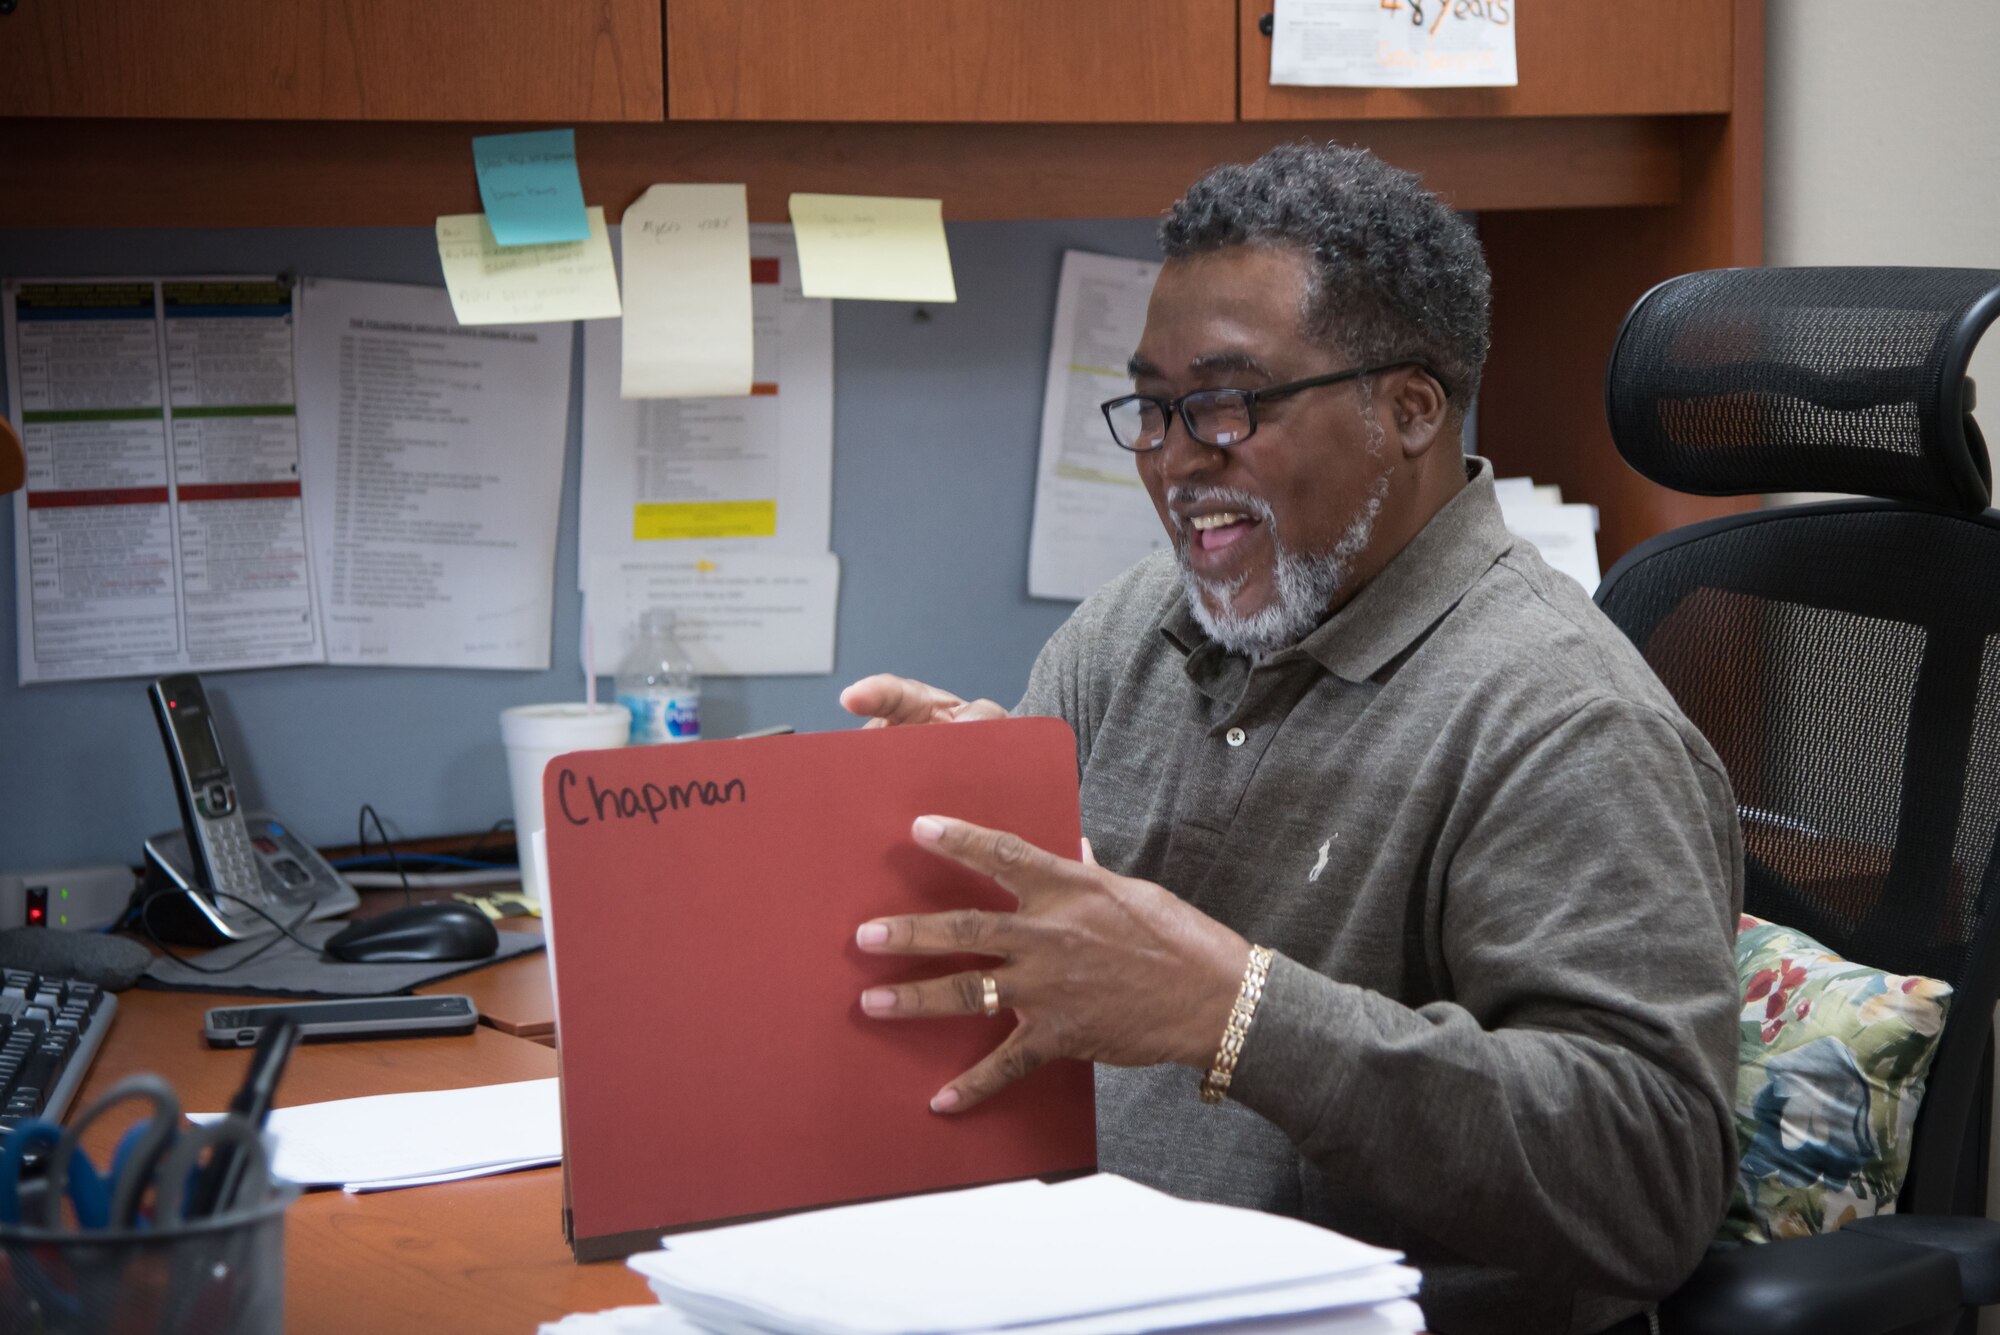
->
<box><xmin>0</xmin><ymin>969</ymin><xmax>118</xmax><ymax>1133</ymax></box>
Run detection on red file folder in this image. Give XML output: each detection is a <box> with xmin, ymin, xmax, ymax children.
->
<box><xmin>543</xmin><ymin>717</ymin><xmax>1098</xmax><ymax>1260</ymax></box>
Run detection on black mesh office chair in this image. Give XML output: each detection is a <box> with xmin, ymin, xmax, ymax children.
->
<box><xmin>1594</xmin><ymin>267</ymin><xmax>2000</xmax><ymax>1335</ymax></box>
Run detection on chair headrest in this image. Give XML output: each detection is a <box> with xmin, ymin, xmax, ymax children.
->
<box><xmin>1604</xmin><ymin>266</ymin><xmax>2000</xmax><ymax>514</ymax></box>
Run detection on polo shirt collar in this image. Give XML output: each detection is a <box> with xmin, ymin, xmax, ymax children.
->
<box><xmin>1158</xmin><ymin>457</ymin><xmax>1515</xmax><ymax>686</ymax></box>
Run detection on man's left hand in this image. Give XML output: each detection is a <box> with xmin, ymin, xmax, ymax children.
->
<box><xmin>856</xmin><ymin>815</ymin><xmax>1251</xmax><ymax>1113</ymax></box>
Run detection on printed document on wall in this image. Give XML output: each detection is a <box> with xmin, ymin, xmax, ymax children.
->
<box><xmin>5</xmin><ymin>278</ymin><xmax>325</xmax><ymax>683</ymax></box>
<box><xmin>1028</xmin><ymin>251</ymin><xmax>1169</xmax><ymax>602</ymax></box>
<box><xmin>1270</xmin><ymin>0</ymin><xmax>1516</xmax><ymax>88</ymax></box>
<box><xmin>294</xmin><ymin>278</ymin><xmax>571</xmax><ymax>670</ymax></box>
<box><xmin>584</xmin><ymin>553</ymin><xmax>839</xmax><ymax>677</ymax></box>
<box><xmin>579</xmin><ymin>225</ymin><xmax>833</xmax><ymax>577</ymax></box>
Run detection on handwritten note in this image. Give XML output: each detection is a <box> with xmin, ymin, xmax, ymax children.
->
<box><xmin>1270</xmin><ymin>0</ymin><xmax>1517</xmax><ymax>88</ymax></box>
<box><xmin>471</xmin><ymin>128</ymin><xmax>591</xmax><ymax>246</ymax></box>
<box><xmin>788</xmin><ymin>193</ymin><xmax>957</xmax><ymax>303</ymax></box>
<box><xmin>620</xmin><ymin>183</ymin><xmax>754</xmax><ymax>399</ymax></box>
<box><xmin>435</xmin><ymin>206</ymin><xmax>622</xmax><ymax>325</ymax></box>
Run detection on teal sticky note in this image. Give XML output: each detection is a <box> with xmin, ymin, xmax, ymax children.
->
<box><xmin>471</xmin><ymin>128</ymin><xmax>590</xmax><ymax>246</ymax></box>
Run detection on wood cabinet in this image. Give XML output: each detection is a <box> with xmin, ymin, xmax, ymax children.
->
<box><xmin>1239</xmin><ymin>0</ymin><xmax>1733</xmax><ymax>120</ymax></box>
<box><xmin>666</xmin><ymin>0</ymin><xmax>1238</xmax><ymax>123</ymax></box>
<box><xmin>0</xmin><ymin>0</ymin><xmax>1765</xmax><ymax>566</ymax></box>
<box><xmin>0</xmin><ymin>0</ymin><xmax>663</xmax><ymax>121</ymax></box>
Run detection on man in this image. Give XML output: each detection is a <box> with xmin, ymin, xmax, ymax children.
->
<box><xmin>841</xmin><ymin>144</ymin><xmax>1742</xmax><ymax>1335</ymax></box>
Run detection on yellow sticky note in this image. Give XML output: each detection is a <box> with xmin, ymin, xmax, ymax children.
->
<box><xmin>788</xmin><ymin>193</ymin><xmax>957</xmax><ymax>303</ymax></box>
<box><xmin>621</xmin><ymin>183</ymin><xmax>753</xmax><ymax>399</ymax></box>
<box><xmin>633</xmin><ymin>501</ymin><xmax>778</xmax><ymax>541</ymax></box>
<box><xmin>435</xmin><ymin>206</ymin><xmax>622</xmax><ymax>326</ymax></box>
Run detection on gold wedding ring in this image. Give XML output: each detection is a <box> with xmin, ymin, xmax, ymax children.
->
<box><xmin>980</xmin><ymin>975</ymin><xmax>1001</xmax><ymax>1017</ymax></box>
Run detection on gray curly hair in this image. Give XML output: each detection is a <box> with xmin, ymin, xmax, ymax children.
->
<box><xmin>1160</xmin><ymin>142</ymin><xmax>1491</xmax><ymax>409</ymax></box>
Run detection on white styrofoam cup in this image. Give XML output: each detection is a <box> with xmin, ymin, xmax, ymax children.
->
<box><xmin>500</xmin><ymin>703</ymin><xmax>630</xmax><ymax>904</ymax></box>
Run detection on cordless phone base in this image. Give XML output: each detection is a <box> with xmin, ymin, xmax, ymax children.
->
<box><xmin>142</xmin><ymin>814</ymin><xmax>359</xmax><ymax>944</ymax></box>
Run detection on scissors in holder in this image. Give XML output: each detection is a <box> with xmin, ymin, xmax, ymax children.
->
<box><xmin>42</xmin><ymin>1074</ymin><xmax>184</xmax><ymax>1231</ymax></box>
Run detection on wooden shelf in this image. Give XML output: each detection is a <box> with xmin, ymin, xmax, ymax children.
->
<box><xmin>0</xmin><ymin>0</ymin><xmax>1766</xmax><ymax>567</ymax></box>
<box><xmin>1</xmin><ymin>115</ymin><xmax>1682</xmax><ymax>229</ymax></box>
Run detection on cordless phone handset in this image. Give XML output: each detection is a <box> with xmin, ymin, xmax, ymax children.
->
<box><xmin>147</xmin><ymin>674</ymin><xmax>263</xmax><ymax>914</ymax></box>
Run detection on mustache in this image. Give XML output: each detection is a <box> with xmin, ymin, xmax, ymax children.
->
<box><xmin>1163</xmin><ymin>486</ymin><xmax>1275</xmax><ymax>533</ymax></box>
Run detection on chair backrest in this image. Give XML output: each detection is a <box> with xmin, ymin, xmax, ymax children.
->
<box><xmin>1595</xmin><ymin>266</ymin><xmax>2000</xmax><ymax>1217</ymax></box>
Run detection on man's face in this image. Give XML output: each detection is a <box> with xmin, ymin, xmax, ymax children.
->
<box><xmin>1130</xmin><ymin>245</ymin><xmax>1395</xmax><ymax>655</ymax></box>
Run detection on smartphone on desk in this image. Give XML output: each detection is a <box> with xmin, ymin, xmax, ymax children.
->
<box><xmin>203</xmin><ymin>994</ymin><xmax>478</xmax><ymax>1047</ymax></box>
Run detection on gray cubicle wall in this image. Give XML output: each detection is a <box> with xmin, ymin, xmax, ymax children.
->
<box><xmin>0</xmin><ymin>219</ymin><xmax>1162</xmax><ymax>868</ymax></box>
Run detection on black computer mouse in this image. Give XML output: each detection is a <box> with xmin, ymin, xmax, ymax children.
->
<box><xmin>321</xmin><ymin>902</ymin><xmax>500</xmax><ymax>964</ymax></box>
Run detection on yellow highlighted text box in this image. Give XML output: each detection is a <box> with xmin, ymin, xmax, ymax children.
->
<box><xmin>633</xmin><ymin>501</ymin><xmax>778</xmax><ymax>541</ymax></box>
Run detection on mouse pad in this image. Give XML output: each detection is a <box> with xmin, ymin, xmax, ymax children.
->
<box><xmin>140</xmin><ymin>918</ymin><xmax>543</xmax><ymax>997</ymax></box>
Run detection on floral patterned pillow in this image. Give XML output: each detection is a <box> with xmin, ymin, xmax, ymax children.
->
<box><xmin>1719</xmin><ymin>914</ymin><xmax>1953</xmax><ymax>1244</ymax></box>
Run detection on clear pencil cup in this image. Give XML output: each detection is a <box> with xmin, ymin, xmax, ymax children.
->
<box><xmin>0</xmin><ymin>1184</ymin><xmax>298</xmax><ymax>1335</ymax></box>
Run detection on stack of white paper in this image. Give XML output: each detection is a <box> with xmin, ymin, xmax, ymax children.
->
<box><xmin>1493</xmin><ymin>475</ymin><xmax>1602</xmax><ymax>593</ymax></box>
<box><xmin>192</xmin><ymin>1077</ymin><xmax>561</xmax><ymax>1193</ymax></box>
<box><xmin>545</xmin><ymin>1175</ymin><xmax>1422</xmax><ymax>1335</ymax></box>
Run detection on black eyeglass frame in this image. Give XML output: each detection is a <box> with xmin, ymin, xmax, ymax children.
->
<box><xmin>1099</xmin><ymin>360</ymin><xmax>1452</xmax><ymax>453</ymax></box>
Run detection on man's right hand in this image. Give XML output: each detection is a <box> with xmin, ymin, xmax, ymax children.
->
<box><xmin>839</xmin><ymin>674</ymin><xmax>1007</xmax><ymax>729</ymax></box>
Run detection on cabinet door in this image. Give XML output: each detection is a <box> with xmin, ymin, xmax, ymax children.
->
<box><xmin>0</xmin><ymin>0</ymin><xmax>662</xmax><ymax>121</ymax></box>
<box><xmin>668</xmin><ymin>0</ymin><xmax>1237</xmax><ymax>122</ymax></box>
<box><xmin>1240</xmin><ymin>0</ymin><xmax>1733</xmax><ymax>120</ymax></box>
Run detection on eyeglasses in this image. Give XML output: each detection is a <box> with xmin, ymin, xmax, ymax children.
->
<box><xmin>1100</xmin><ymin>360</ymin><xmax>1449</xmax><ymax>453</ymax></box>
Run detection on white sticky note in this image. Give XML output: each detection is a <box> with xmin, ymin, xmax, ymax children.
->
<box><xmin>788</xmin><ymin>193</ymin><xmax>957</xmax><ymax>303</ymax></box>
<box><xmin>434</xmin><ymin>206</ymin><xmax>622</xmax><ymax>326</ymax></box>
<box><xmin>620</xmin><ymin>183</ymin><xmax>753</xmax><ymax>399</ymax></box>
<box><xmin>1270</xmin><ymin>0</ymin><xmax>1517</xmax><ymax>89</ymax></box>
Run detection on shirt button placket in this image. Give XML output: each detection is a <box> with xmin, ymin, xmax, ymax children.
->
<box><xmin>1225</xmin><ymin>726</ymin><xmax>1247</xmax><ymax>748</ymax></box>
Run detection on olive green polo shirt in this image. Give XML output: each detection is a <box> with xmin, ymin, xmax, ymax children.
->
<box><xmin>1016</xmin><ymin>459</ymin><xmax>1743</xmax><ymax>1335</ymax></box>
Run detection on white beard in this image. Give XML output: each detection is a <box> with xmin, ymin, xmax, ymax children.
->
<box><xmin>1170</xmin><ymin>400</ymin><xmax>1395</xmax><ymax>658</ymax></box>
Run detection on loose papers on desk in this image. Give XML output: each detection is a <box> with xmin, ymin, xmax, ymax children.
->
<box><xmin>1493</xmin><ymin>475</ymin><xmax>1603</xmax><ymax>593</ymax></box>
<box><xmin>191</xmin><ymin>1077</ymin><xmax>560</xmax><ymax>1193</ymax></box>
<box><xmin>295</xmin><ymin>277</ymin><xmax>571</xmax><ymax>668</ymax></box>
<box><xmin>5</xmin><ymin>278</ymin><xmax>327</xmax><ymax>684</ymax></box>
<box><xmin>544</xmin><ymin>1302</ymin><xmax>1425</xmax><ymax>1335</ymax></box>
<box><xmin>1028</xmin><ymin>251</ymin><xmax>1171</xmax><ymax>602</ymax></box>
<box><xmin>1269</xmin><ymin>0</ymin><xmax>1518</xmax><ymax>88</ymax></box>
<box><xmin>616</xmin><ymin>1174</ymin><xmax>1421</xmax><ymax>1335</ymax></box>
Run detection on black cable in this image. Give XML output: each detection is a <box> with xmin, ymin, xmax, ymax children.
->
<box><xmin>356</xmin><ymin>803</ymin><xmax>414</xmax><ymax>905</ymax></box>
<box><xmin>137</xmin><ymin>888</ymin><xmax>320</xmax><ymax>975</ymax></box>
<box><xmin>460</xmin><ymin>817</ymin><xmax>516</xmax><ymax>867</ymax></box>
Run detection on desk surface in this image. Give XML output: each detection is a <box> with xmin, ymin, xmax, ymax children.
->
<box><xmin>422</xmin><ymin>915</ymin><xmax>558</xmax><ymax>1041</ymax></box>
<box><xmin>77</xmin><ymin>950</ymin><xmax>647</xmax><ymax>1331</ymax></box>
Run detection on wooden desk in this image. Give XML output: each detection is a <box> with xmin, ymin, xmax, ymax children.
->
<box><xmin>424</xmin><ymin>917</ymin><xmax>558</xmax><ymax>1045</ymax></box>
<box><xmin>71</xmin><ymin>987</ymin><xmax>649</xmax><ymax>1332</ymax></box>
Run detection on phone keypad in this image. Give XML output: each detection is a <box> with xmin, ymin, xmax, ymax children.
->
<box><xmin>207</xmin><ymin>818</ymin><xmax>268</xmax><ymax>912</ymax></box>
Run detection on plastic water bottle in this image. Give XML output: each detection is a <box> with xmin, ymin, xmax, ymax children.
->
<box><xmin>615</xmin><ymin>608</ymin><xmax>701</xmax><ymax>744</ymax></box>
